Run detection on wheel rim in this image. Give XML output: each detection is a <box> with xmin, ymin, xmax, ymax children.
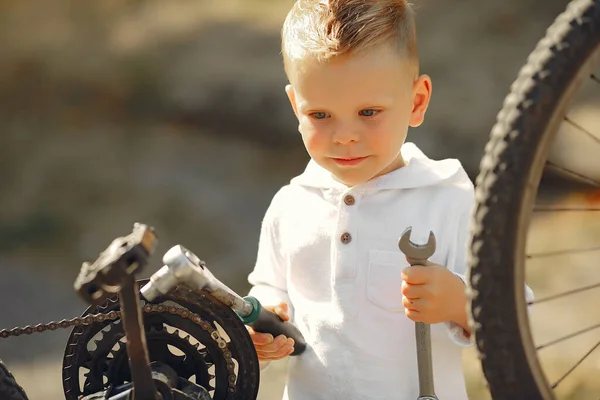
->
<box><xmin>468</xmin><ymin>1</ymin><xmax>600</xmax><ymax>397</ymax></box>
<box><xmin>517</xmin><ymin>43</ymin><xmax>600</xmax><ymax>400</ymax></box>
<box><xmin>497</xmin><ymin>40</ymin><xmax>600</xmax><ymax>400</ymax></box>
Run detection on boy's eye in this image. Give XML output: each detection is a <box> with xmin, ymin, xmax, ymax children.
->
<box><xmin>310</xmin><ymin>112</ymin><xmax>330</xmax><ymax>120</ymax></box>
<box><xmin>359</xmin><ymin>109</ymin><xmax>379</xmax><ymax>117</ymax></box>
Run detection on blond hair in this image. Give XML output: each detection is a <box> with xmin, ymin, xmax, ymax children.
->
<box><xmin>282</xmin><ymin>0</ymin><xmax>418</xmax><ymax>73</ymax></box>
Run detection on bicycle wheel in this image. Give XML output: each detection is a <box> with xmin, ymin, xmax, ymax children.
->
<box><xmin>467</xmin><ymin>0</ymin><xmax>600</xmax><ymax>399</ymax></box>
<box><xmin>0</xmin><ymin>359</ymin><xmax>28</xmax><ymax>400</ymax></box>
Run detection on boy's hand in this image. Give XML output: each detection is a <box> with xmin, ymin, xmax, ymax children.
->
<box><xmin>246</xmin><ymin>302</ymin><xmax>295</xmax><ymax>361</ymax></box>
<box><xmin>401</xmin><ymin>261</ymin><xmax>470</xmax><ymax>333</ymax></box>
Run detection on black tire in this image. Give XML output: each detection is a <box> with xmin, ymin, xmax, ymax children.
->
<box><xmin>0</xmin><ymin>359</ymin><xmax>28</xmax><ymax>400</ymax></box>
<box><xmin>466</xmin><ymin>1</ymin><xmax>600</xmax><ymax>399</ymax></box>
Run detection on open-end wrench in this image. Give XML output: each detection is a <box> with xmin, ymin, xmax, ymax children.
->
<box><xmin>398</xmin><ymin>227</ymin><xmax>439</xmax><ymax>400</ymax></box>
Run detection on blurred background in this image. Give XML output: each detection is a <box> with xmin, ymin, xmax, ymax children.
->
<box><xmin>1</xmin><ymin>0</ymin><xmax>599</xmax><ymax>399</ymax></box>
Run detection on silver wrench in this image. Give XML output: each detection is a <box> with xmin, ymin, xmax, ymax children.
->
<box><xmin>140</xmin><ymin>245</ymin><xmax>307</xmax><ymax>355</ymax></box>
<box><xmin>398</xmin><ymin>227</ymin><xmax>439</xmax><ymax>400</ymax></box>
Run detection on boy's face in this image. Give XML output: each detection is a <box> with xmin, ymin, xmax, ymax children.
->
<box><xmin>285</xmin><ymin>45</ymin><xmax>432</xmax><ymax>187</ymax></box>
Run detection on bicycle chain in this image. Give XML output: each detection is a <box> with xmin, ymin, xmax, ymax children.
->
<box><xmin>0</xmin><ymin>304</ymin><xmax>239</xmax><ymax>397</ymax></box>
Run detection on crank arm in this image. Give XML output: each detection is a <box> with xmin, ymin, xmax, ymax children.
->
<box><xmin>141</xmin><ymin>245</ymin><xmax>307</xmax><ymax>355</ymax></box>
<box><xmin>75</xmin><ymin>223</ymin><xmax>161</xmax><ymax>400</ymax></box>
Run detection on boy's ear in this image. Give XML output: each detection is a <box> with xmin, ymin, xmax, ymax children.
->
<box><xmin>285</xmin><ymin>84</ymin><xmax>299</xmax><ymax>119</ymax></box>
<box><xmin>409</xmin><ymin>74</ymin><xmax>432</xmax><ymax>128</ymax></box>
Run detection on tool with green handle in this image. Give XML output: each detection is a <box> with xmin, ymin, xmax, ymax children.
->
<box><xmin>140</xmin><ymin>245</ymin><xmax>307</xmax><ymax>356</ymax></box>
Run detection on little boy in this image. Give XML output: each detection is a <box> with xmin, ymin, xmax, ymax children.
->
<box><xmin>246</xmin><ymin>1</ymin><xmax>475</xmax><ymax>398</ymax></box>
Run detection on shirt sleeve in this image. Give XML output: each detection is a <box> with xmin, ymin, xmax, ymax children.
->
<box><xmin>443</xmin><ymin>180</ymin><xmax>535</xmax><ymax>347</ymax></box>
<box><xmin>247</xmin><ymin>187</ymin><xmax>293</xmax><ymax>317</ymax></box>
<box><xmin>443</xmin><ymin>187</ymin><xmax>475</xmax><ymax>347</ymax></box>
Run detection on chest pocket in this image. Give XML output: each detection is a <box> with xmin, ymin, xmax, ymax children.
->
<box><xmin>366</xmin><ymin>249</ymin><xmax>407</xmax><ymax>312</ymax></box>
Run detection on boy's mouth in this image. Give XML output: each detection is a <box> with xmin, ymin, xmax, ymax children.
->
<box><xmin>331</xmin><ymin>156</ymin><xmax>368</xmax><ymax>166</ymax></box>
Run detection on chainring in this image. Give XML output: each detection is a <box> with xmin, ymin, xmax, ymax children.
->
<box><xmin>89</xmin><ymin>322</ymin><xmax>212</xmax><ymax>392</ymax></box>
<box><xmin>62</xmin><ymin>280</ymin><xmax>260</xmax><ymax>400</ymax></box>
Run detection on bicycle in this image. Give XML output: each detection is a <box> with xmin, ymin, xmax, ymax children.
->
<box><xmin>467</xmin><ymin>0</ymin><xmax>600</xmax><ymax>399</ymax></box>
<box><xmin>0</xmin><ymin>223</ymin><xmax>306</xmax><ymax>400</ymax></box>
<box><xmin>1</xmin><ymin>1</ymin><xmax>599</xmax><ymax>399</ymax></box>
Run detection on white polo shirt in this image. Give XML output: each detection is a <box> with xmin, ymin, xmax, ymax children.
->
<box><xmin>248</xmin><ymin>143</ymin><xmax>474</xmax><ymax>400</ymax></box>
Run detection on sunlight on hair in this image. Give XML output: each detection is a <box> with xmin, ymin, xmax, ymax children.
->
<box><xmin>282</xmin><ymin>0</ymin><xmax>418</xmax><ymax>74</ymax></box>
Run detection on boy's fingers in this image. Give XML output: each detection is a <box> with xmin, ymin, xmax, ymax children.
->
<box><xmin>402</xmin><ymin>295</ymin><xmax>417</xmax><ymax>311</ymax></box>
<box><xmin>275</xmin><ymin>308</ymin><xmax>290</xmax><ymax>321</ymax></box>
<box><xmin>404</xmin><ymin>307</ymin><xmax>424</xmax><ymax>322</ymax></box>
<box><xmin>265</xmin><ymin>302</ymin><xmax>288</xmax><ymax>312</ymax></box>
<box><xmin>247</xmin><ymin>328</ymin><xmax>274</xmax><ymax>346</ymax></box>
<box><xmin>401</xmin><ymin>281</ymin><xmax>426</xmax><ymax>299</ymax></box>
<box><xmin>402</xmin><ymin>296</ymin><xmax>431</xmax><ymax>314</ymax></box>
<box><xmin>274</xmin><ymin>302</ymin><xmax>290</xmax><ymax>321</ymax></box>
<box><xmin>401</xmin><ymin>265</ymin><xmax>430</xmax><ymax>284</ymax></box>
<box><xmin>258</xmin><ymin>335</ymin><xmax>292</xmax><ymax>353</ymax></box>
<box><xmin>405</xmin><ymin>257</ymin><xmax>434</xmax><ymax>267</ymax></box>
<box><xmin>257</xmin><ymin>345</ymin><xmax>294</xmax><ymax>359</ymax></box>
<box><xmin>254</xmin><ymin>334</ymin><xmax>275</xmax><ymax>346</ymax></box>
<box><xmin>256</xmin><ymin>338</ymin><xmax>295</xmax><ymax>360</ymax></box>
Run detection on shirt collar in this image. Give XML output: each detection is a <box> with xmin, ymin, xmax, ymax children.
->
<box><xmin>289</xmin><ymin>142</ymin><xmax>463</xmax><ymax>191</ymax></box>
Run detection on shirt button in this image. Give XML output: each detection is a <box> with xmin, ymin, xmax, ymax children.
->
<box><xmin>340</xmin><ymin>232</ymin><xmax>352</xmax><ymax>244</ymax></box>
<box><xmin>343</xmin><ymin>194</ymin><xmax>355</xmax><ymax>206</ymax></box>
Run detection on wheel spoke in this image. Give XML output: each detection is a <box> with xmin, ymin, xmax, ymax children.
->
<box><xmin>537</xmin><ymin>321</ymin><xmax>600</xmax><ymax>350</ymax></box>
<box><xmin>551</xmin><ymin>338</ymin><xmax>600</xmax><ymax>389</ymax></box>
<box><xmin>528</xmin><ymin>282</ymin><xmax>600</xmax><ymax>306</ymax></box>
<box><xmin>546</xmin><ymin>162</ymin><xmax>600</xmax><ymax>187</ymax></box>
<box><xmin>564</xmin><ymin>116</ymin><xmax>600</xmax><ymax>146</ymax></box>
<box><xmin>534</xmin><ymin>206</ymin><xmax>600</xmax><ymax>211</ymax></box>
<box><xmin>527</xmin><ymin>245</ymin><xmax>600</xmax><ymax>259</ymax></box>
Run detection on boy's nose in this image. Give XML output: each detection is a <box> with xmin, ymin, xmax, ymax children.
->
<box><xmin>331</xmin><ymin>123</ymin><xmax>360</xmax><ymax>144</ymax></box>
